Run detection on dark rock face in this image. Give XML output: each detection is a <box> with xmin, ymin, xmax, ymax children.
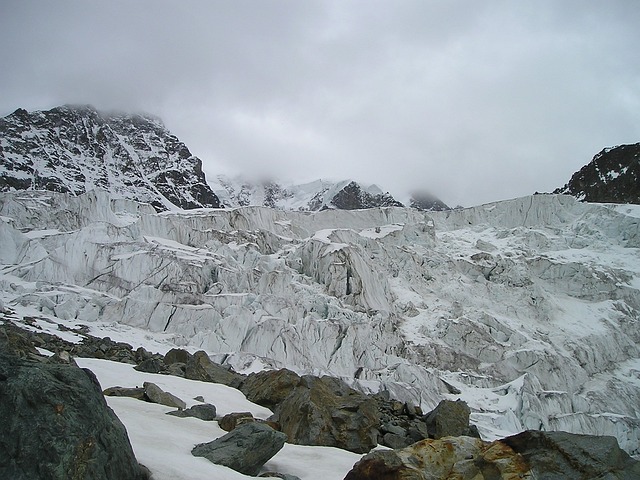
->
<box><xmin>0</xmin><ymin>105</ymin><xmax>221</xmax><ymax>211</ymax></box>
<box><xmin>502</xmin><ymin>430</ymin><xmax>640</xmax><ymax>480</ymax></box>
<box><xmin>554</xmin><ymin>143</ymin><xmax>640</xmax><ymax>204</ymax></box>
<box><xmin>330</xmin><ymin>181</ymin><xmax>404</xmax><ymax>210</ymax></box>
<box><xmin>191</xmin><ymin>422</ymin><xmax>287</xmax><ymax>476</ymax></box>
<box><xmin>0</xmin><ymin>349</ymin><xmax>144</xmax><ymax>479</ymax></box>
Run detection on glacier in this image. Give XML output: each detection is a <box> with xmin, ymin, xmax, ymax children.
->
<box><xmin>0</xmin><ymin>190</ymin><xmax>638</xmax><ymax>455</ymax></box>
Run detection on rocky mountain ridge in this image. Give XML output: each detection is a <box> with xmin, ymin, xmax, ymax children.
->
<box><xmin>0</xmin><ymin>105</ymin><xmax>221</xmax><ymax>211</ymax></box>
<box><xmin>0</xmin><ymin>105</ymin><xmax>449</xmax><ymax>213</ymax></box>
<box><xmin>211</xmin><ymin>175</ymin><xmax>450</xmax><ymax>212</ymax></box>
<box><xmin>555</xmin><ymin>142</ymin><xmax>640</xmax><ymax>204</ymax></box>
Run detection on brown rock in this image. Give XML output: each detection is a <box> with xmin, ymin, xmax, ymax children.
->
<box><xmin>344</xmin><ymin>436</ymin><xmax>530</xmax><ymax>480</ymax></box>
<box><xmin>240</xmin><ymin>368</ymin><xmax>302</xmax><ymax>409</ymax></box>
<box><xmin>218</xmin><ymin>412</ymin><xmax>255</xmax><ymax>432</ymax></box>
<box><xmin>274</xmin><ymin>375</ymin><xmax>379</xmax><ymax>453</ymax></box>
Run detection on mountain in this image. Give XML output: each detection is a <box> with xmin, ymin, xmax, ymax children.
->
<box><xmin>0</xmin><ymin>105</ymin><xmax>448</xmax><ymax>213</ymax></box>
<box><xmin>555</xmin><ymin>143</ymin><xmax>640</xmax><ymax>204</ymax></box>
<box><xmin>211</xmin><ymin>175</ymin><xmax>449</xmax><ymax>211</ymax></box>
<box><xmin>0</xmin><ymin>105</ymin><xmax>221</xmax><ymax>211</ymax></box>
<box><xmin>1</xmin><ymin>190</ymin><xmax>638</xmax><ymax>457</ymax></box>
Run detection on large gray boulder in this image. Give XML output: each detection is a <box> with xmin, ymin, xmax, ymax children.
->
<box><xmin>0</xmin><ymin>349</ymin><xmax>145</xmax><ymax>480</ymax></box>
<box><xmin>424</xmin><ymin>399</ymin><xmax>475</xmax><ymax>439</ymax></box>
<box><xmin>273</xmin><ymin>375</ymin><xmax>380</xmax><ymax>454</ymax></box>
<box><xmin>191</xmin><ymin>422</ymin><xmax>287</xmax><ymax>476</ymax></box>
<box><xmin>502</xmin><ymin>430</ymin><xmax>640</xmax><ymax>479</ymax></box>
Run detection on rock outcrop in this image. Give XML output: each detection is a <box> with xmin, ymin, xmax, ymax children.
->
<box><xmin>344</xmin><ymin>436</ymin><xmax>529</xmax><ymax>480</ymax></box>
<box><xmin>0</xmin><ymin>335</ymin><xmax>145</xmax><ymax>479</ymax></box>
<box><xmin>242</xmin><ymin>369</ymin><xmax>381</xmax><ymax>453</ymax></box>
<box><xmin>502</xmin><ymin>430</ymin><xmax>640</xmax><ymax>479</ymax></box>
<box><xmin>554</xmin><ymin>143</ymin><xmax>640</xmax><ymax>204</ymax></box>
<box><xmin>345</xmin><ymin>430</ymin><xmax>640</xmax><ymax>480</ymax></box>
<box><xmin>191</xmin><ymin>422</ymin><xmax>287</xmax><ymax>476</ymax></box>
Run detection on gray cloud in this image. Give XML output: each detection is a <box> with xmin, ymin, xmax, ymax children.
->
<box><xmin>2</xmin><ymin>0</ymin><xmax>639</xmax><ymax>206</ymax></box>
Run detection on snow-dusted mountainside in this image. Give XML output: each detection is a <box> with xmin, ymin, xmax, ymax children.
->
<box><xmin>211</xmin><ymin>175</ymin><xmax>449</xmax><ymax>211</ymax></box>
<box><xmin>0</xmin><ymin>106</ymin><xmax>221</xmax><ymax>211</ymax></box>
<box><xmin>0</xmin><ymin>190</ymin><xmax>639</xmax><ymax>455</ymax></box>
<box><xmin>555</xmin><ymin>143</ymin><xmax>640</xmax><ymax>204</ymax></box>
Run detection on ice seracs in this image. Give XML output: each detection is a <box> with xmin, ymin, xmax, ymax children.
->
<box><xmin>0</xmin><ymin>190</ymin><xmax>638</xmax><ymax>455</ymax></box>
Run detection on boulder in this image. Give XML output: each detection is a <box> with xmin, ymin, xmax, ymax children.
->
<box><xmin>240</xmin><ymin>368</ymin><xmax>302</xmax><ymax>409</ymax></box>
<box><xmin>344</xmin><ymin>436</ymin><xmax>529</xmax><ymax>480</ymax></box>
<box><xmin>273</xmin><ymin>375</ymin><xmax>379</xmax><ymax>453</ymax></box>
<box><xmin>166</xmin><ymin>403</ymin><xmax>217</xmax><ymax>421</ymax></box>
<box><xmin>218</xmin><ymin>412</ymin><xmax>255</xmax><ymax>431</ymax></box>
<box><xmin>164</xmin><ymin>348</ymin><xmax>192</xmax><ymax>365</ymax></box>
<box><xmin>184</xmin><ymin>351</ymin><xmax>244</xmax><ymax>388</ymax></box>
<box><xmin>501</xmin><ymin>430</ymin><xmax>640</xmax><ymax>479</ymax></box>
<box><xmin>191</xmin><ymin>422</ymin><xmax>287</xmax><ymax>476</ymax></box>
<box><xmin>424</xmin><ymin>399</ymin><xmax>473</xmax><ymax>439</ymax></box>
<box><xmin>0</xmin><ymin>349</ymin><xmax>145</xmax><ymax>479</ymax></box>
<box><xmin>143</xmin><ymin>382</ymin><xmax>186</xmax><ymax>409</ymax></box>
<box><xmin>103</xmin><ymin>386</ymin><xmax>146</xmax><ymax>401</ymax></box>
<box><xmin>134</xmin><ymin>357</ymin><xmax>166</xmax><ymax>374</ymax></box>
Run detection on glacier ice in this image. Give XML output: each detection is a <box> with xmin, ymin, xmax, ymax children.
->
<box><xmin>0</xmin><ymin>190</ymin><xmax>639</xmax><ymax>454</ymax></box>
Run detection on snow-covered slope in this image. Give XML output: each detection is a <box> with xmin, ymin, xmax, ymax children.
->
<box><xmin>0</xmin><ymin>190</ymin><xmax>638</xmax><ymax>455</ymax></box>
<box><xmin>211</xmin><ymin>175</ymin><xmax>448</xmax><ymax>211</ymax></box>
<box><xmin>0</xmin><ymin>106</ymin><xmax>221</xmax><ymax>211</ymax></box>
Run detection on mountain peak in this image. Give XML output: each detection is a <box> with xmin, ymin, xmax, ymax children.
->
<box><xmin>555</xmin><ymin>143</ymin><xmax>640</xmax><ymax>204</ymax></box>
<box><xmin>211</xmin><ymin>175</ymin><xmax>448</xmax><ymax>211</ymax></box>
<box><xmin>0</xmin><ymin>106</ymin><xmax>220</xmax><ymax>211</ymax></box>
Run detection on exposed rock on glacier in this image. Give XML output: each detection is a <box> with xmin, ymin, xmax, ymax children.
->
<box><xmin>0</xmin><ymin>190</ymin><xmax>639</xmax><ymax>455</ymax></box>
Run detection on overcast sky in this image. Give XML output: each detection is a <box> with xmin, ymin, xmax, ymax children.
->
<box><xmin>1</xmin><ymin>1</ymin><xmax>639</xmax><ymax>207</ymax></box>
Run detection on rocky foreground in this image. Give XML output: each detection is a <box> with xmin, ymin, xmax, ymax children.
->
<box><xmin>2</xmin><ymin>317</ymin><xmax>639</xmax><ymax>479</ymax></box>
